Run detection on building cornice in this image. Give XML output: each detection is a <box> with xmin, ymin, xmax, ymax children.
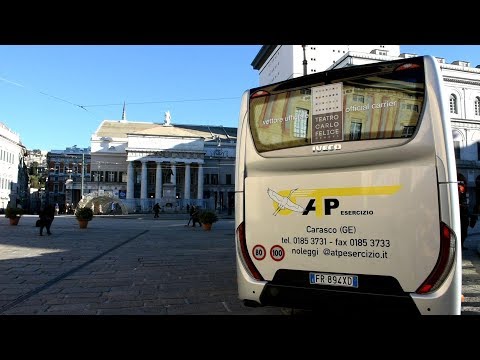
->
<box><xmin>443</xmin><ymin>77</ymin><xmax>480</xmax><ymax>87</ymax></box>
<box><xmin>251</xmin><ymin>45</ymin><xmax>277</xmax><ymax>70</ymax></box>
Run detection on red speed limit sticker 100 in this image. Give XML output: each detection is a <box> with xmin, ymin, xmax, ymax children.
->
<box><xmin>270</xmin><ymin>245</ymin><xmax>285</xmax><ymax>261</ymax></box>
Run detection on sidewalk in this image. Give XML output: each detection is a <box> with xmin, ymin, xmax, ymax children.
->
<box><xmin>466</xmin><ymin>220</ymin><xmax>480</xmax><ymax>256</ymax></box>
<box><xmin>91</xmin><ymin>212</ymin><xmax>235</xmax><ymax>221</ymax></box>
<box><xmin>462</xmin><ymin>221</ymin><xmax>480</xmax><ymax>315</ymax></box>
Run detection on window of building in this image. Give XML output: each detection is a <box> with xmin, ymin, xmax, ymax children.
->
<box><xmin>402</xmin><ymin>126</ymin><xmax>416</xmax><ymax>137</ymax></box>
<box><xmin>450</xmin><ymin>94</ymin><xmax>458</xmax><ymax>114</ymax></box>
<box><xmin>353</xmin><ymin>94</ymin><xmax>365</xmax><ymax>103</ymax></box>
<box><xmin>401</xmin><ymin>103</ymin><xmax>419</xmax><ymax>112</ymax></box>
<box><xmin>211</xmin><ymin>174</ymin><xmax>218</xmax><ymax>185</ymax></box>
<box><xmin>349</xmin><ymin>122</ymin><xmax>362</xmax><ymax>140</ymax></box>
<box><xmin>204</xmin><ymin>174</ymin><xmax>210</xmax><ymax>185</ymax></box>
<box><xmin>109</xmin><ymin>171</ymin><xmax>117</xmax><ymax>183</ymax></box>
<box><xmin>226</xmin><ymin>174</ymin><xmax>232</xmax><ymax>185</ymax></box>
<box><xmin>475</xmin><ymin>97</ymin><xmax>480</xmax><ymax>116</ymax></box>
<box><xmin>477</xmin><ymin>143</ymin><xmax>480</xmax><ymax>161</ymax></box>
<box><xmin>294</xmin><ymin>108</ymin><xmax>308</xmax><ymax>138</ymax></box>
<box><xmin>94</xmin><ymin>171</ymin><xmax>104</xmax><ymax>183</ymax></box>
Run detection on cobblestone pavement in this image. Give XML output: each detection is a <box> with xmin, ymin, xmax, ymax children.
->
<box><xmin>461</xmin><ymin>226</ymin><xmax>480</xmax><ymax>315</ymax></box>
<box><xmin>0</xmin><ymin>214</ymin><xmax>284</xmax><ymax>315</ymax></box>
<box><xmin>0</xmin><ymin>214</ymin><xmax>478</xmax><ymax>315</ymax></box>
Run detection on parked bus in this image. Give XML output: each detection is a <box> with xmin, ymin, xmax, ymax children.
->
<box><xmin>235</xmin><ymin>55</ymin><xmax>461</xmax><ymax>315</ymax></box>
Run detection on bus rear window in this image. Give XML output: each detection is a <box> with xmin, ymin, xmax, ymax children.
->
<box><xmin>249</xmin><ymin>61</ymin><xmax>425</xmax><ymax>153</ymax></box>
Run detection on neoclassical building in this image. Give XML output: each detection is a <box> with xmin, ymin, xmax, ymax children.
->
<box><xmin>78</xmin><ymin>113</ymin><xmax>236</xmax><ymax>214</ymax></box>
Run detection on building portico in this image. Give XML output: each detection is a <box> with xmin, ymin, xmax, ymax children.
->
<box><xmin>87</xmin><ymin>113</ymin><xmax>236</xmax><ymax>214</ymax></box>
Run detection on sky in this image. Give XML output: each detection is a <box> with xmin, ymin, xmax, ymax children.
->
<box><xmin>2</xmin><ymin>45</ymin><xmax>480</xmax><ymax>152</ymax></box>
<box><xmin>0</xmin><ymin>45</ymin><xmax>263</xmax><ymax>151</ymax></box>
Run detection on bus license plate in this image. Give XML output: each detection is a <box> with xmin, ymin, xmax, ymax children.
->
<box><xmin>309</xmin><ymin>272</ymin><xmax>359</xmax><ymax>288</ymax></box>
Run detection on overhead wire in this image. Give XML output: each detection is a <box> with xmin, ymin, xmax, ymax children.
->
<box><xmin>0</xmin><ymin>75</ymin><xmax>241</xmax><ymax>113</ymax></box>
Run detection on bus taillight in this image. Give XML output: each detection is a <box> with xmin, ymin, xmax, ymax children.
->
<box><xmin>236</xmin><ymin>221</ymin><xmax>264</xmax><ymax>281</ymax></box>
<box><xmin>416</xmin><ymin>222</ymin><xmax>456</xmax><ymax>294</ymax></box>
<box><xmin>395</xmin><ymin>63</ymin><xmax>421</xmax><ymax>71</ymax></box>
<box><xmin>250</xmin><ymin>90</ymin><xmax>269</xmax><ymax>99</ymax></box>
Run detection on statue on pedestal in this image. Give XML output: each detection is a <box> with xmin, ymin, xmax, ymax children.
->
<box><xmin>164</xmin><ymin>168</ymin><xmax>174</xmax><ymax>183</ymax></box>
<box><xmin>164</xmin><ymin>110</ymin><xmax>171</xmax><ymax>126</ymax></box>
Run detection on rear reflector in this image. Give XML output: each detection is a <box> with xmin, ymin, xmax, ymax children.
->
<box><xmin>416</xmin><ymin>222</ymin><xmax>456</xmax><ymax>294</ymax></box>
<box><xmin>236</xmin><ymin>221</ymin><xmax>264</xmax><ymax>281</ymax></box>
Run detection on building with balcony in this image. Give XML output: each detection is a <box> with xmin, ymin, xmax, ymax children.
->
<box><xmin>45</xmin><ymin>146</ymin><xmax>91</xmax><ymax>213</ymax></box>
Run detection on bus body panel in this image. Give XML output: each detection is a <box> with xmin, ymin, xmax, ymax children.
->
<box><xmin>244</xmin><ymin>163</ymin><xmax>439</xmax><ymax>291</ymax></box>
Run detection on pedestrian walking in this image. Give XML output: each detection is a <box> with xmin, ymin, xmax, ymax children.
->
<box><xmin>39</xmin><ymin>204</ymin><xmax>55</xmax><ymax>236</ymax></box>
<box><xmin>153</xmin><ymin>203</ymin><xmax>160</xmax><ymax>218</ymax></box>
<box><xmin>185</xmin><ymin>205</ymin><xmax>195</xmax><ymax>226</ymax></box>
<box><xmin>110</xmin><ymin>202</ymin><xmax>117</xmax><ymax>216</ymax></box>
<box><xmin>191</xmin><ymin>206</ymin><xmax>202</xmax><ymax>228</ymax></box>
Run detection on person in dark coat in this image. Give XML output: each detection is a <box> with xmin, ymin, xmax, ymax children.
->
<box><xmin>458</xmin><ymin>181</ymin><xmax>478</xmax><ymax>249</ymax></box>
<box><xmin>191</xmin><ymin>206</ymin><xmax>202</xmax><ymax>227</ymax></box>
<box><xmin>39</xmin><ymin>204</ymin><xmax>55</xmax><ymax>236</ymax></box>
<box><xmin>185</xmin><ymin>205</ymin><xmax>195</xmax><ymax>226</ymax></box>
<box><xmin>153</xmin><ymin>203</ymin><xmax>160</xmax><ymax>218</ymax></box>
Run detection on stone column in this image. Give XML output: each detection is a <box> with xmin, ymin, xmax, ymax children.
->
<box><xmin>141</xmin><ymin>160</ymin><xmax>148</xmax><ymax>201</ymax></box>
<box><xmin>171</xmin><ymin>162</ymin><xmax>177</xmax><ymax>198</ymax></box>
<box><xmin>127</xmin><ymin>161</ymin><xmax>134</xmax><ymax>200</ymax></box>
<box><xmin>184</xmin><ymin>163</ymin><xmax>191</xmax><ymax>200</ymax></box>
<box><xmin>155</xmin><ymin>161</ymin><xmax>162</xmax><ymax>199</ymax></box>
<box><xmin>197</xmin><ymin>163</ymin><xmax>203</xmax><ymax>200</ymax></box>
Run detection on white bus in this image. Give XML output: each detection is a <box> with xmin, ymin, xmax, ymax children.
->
<box><xmin>235</xmin><ymin>55</ymin><xmax>462</xmax><ymax>315</ymax></box>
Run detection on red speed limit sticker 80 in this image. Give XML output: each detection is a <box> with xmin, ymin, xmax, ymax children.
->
<box><xmin>252</xmin><ymin>245</ymin><xmax>266</xmax><ymax>260</ymax></box>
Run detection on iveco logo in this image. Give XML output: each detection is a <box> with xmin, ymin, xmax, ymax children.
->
<box><xmin>312</xmin><ymin>144</ymin><xmax>342</xmax><ymax>153</ymax></box>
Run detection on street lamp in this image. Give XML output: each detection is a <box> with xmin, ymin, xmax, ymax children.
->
<box><xmin>302</xmin><ymin>45</ymin><xmax>308</xmax><ymax>76</ymax></box>
<box><xmin>65</xmin><ymin>178</ymin><xmax>73</xmax><ymax>213</ymax></box>
<box><xmin>80</xmin><ymin>152</ymin><xmax>85</xmax><ymax>200</ymax></box>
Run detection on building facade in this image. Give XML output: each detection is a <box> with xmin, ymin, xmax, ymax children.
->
<box><xmin>24</xmin><ymin>149</ymin><xmax>48</xmax><ymax>213</ymax></box>
<box><xmin>251</xmin><ymin>45</ymin><xmax>400</xmax><ymax>86</ymax></box>
<box><xmin>45</xmin><ymin>146</ymin><xmax>91</xmax><ymax>213</ymax></box>
<box><xmin>0</xmin><ymin>122</ymin><xmax>27</xmax><ymax>210</ymax></box>
<box><xmin>252</xmin><ymin>44</ymin><xmax>480</xmax><ymax>209</ymax></box>
<box><xmin>73</xmin><ymin>114</ymin><xmax>236</xmax><ymax>214</ymax></box>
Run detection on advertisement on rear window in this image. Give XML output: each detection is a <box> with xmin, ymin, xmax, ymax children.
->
<box><xmin>249</xmin><ymin>73</ymin><xmax>424</xmax><ymax>152</ymax></box>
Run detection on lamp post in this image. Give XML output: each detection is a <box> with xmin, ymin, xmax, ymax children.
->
<box><xmin>80</xmin><ymin>152</ymin><xmax>84</xmax><ymax>200</ymax></box>
<box><xmin>97</xmin><ymin>162</ymin><xmax>101</xmax><ymax>194</ymax></box>
<box><xmin>302</xmin><ymin>44</ymin><xmax>307</xmax><ymax>76</ymax></box>
<box><xmin>65</xmin><ymin>168</ymin><xmax>73</xmax><ymax>210</ymax></box>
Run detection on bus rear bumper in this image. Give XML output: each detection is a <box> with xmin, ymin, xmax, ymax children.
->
<box><xmin>259</xmin><ymin>284</ymin><xmax>421</xmax><ymax>315</ymax></box>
